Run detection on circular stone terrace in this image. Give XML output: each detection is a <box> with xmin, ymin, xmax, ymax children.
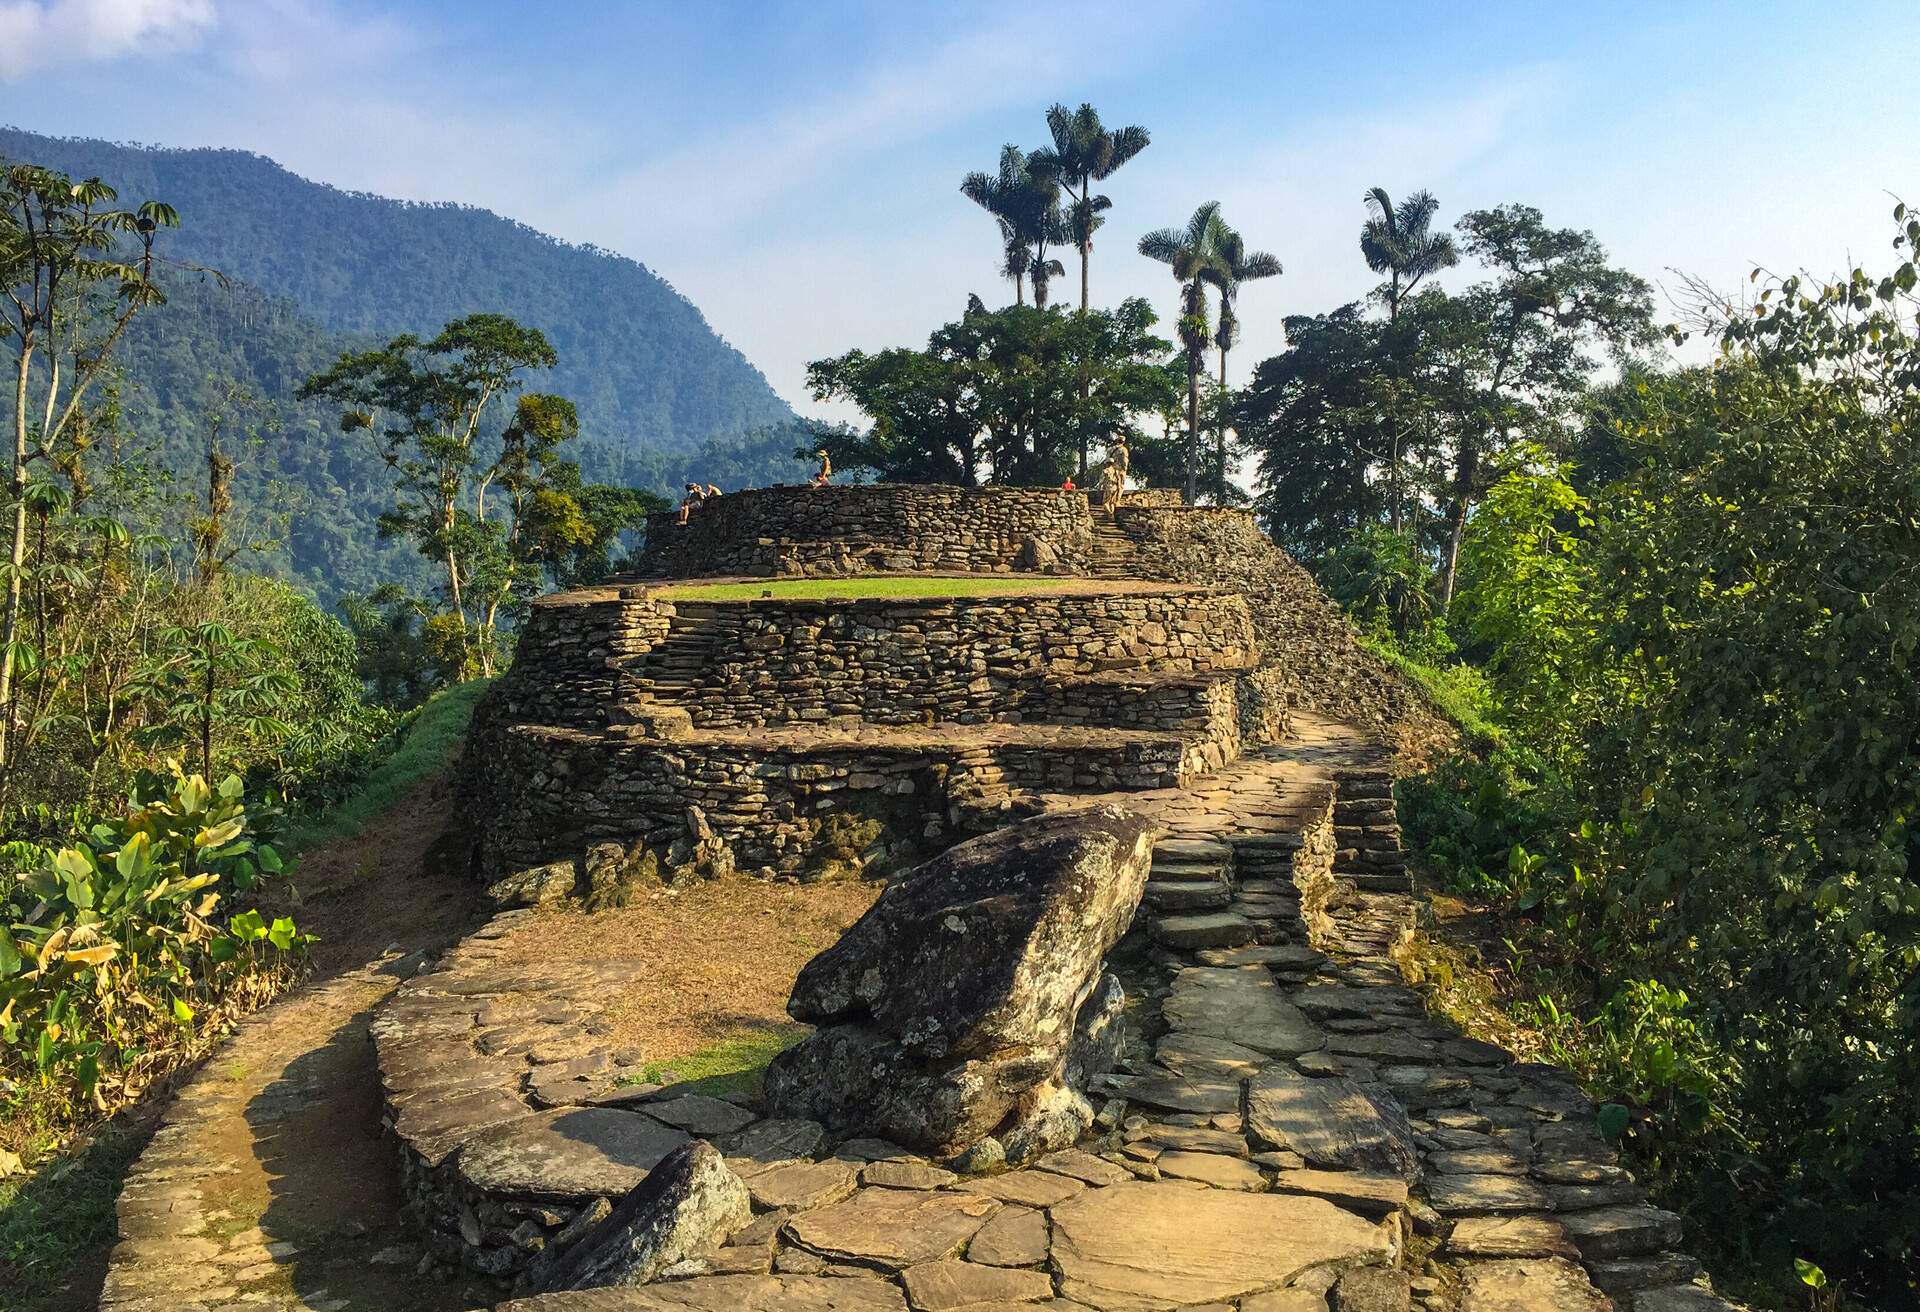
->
<box><xmin>453</xmin><ymin>569</ymin><xmax>1291</xmax><ymax>888</ymax></box>
<box><xmin>95</xmin><ymin>488</ymin><xmax>1734</xmax><ymax>1312</ymax></box>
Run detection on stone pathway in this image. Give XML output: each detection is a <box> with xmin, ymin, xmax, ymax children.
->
<box><xmin>98</xmin><ymin>961</ymin><xmax>492</xmax><ymax>1312</ymax></box>
<box><xmin>102</xmin><ymin>716</ymin><xmax>1741</xmax><ymax>1312</ymax></box>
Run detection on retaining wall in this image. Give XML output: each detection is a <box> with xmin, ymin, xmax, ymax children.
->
<box><xmin>636</xmin><ymin>483</ymin><xmax>1094</xmax><ymax>577</ymax></box>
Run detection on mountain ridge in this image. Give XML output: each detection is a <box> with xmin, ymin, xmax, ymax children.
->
<box><xmin>0</xmin><ymin>126</ymin><xmax>796</xmax><ymax>455</ymax></box>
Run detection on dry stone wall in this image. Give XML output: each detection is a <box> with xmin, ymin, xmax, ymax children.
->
<box><xmin>637</xmin><ymin>484</ymin><xmax>1094</xmax><ymax>577</ymax></box>
<box><xmin>469</xmin><ymin>725</ymin><xmax>1197</xmax><ymax>884</ymax></box>
<box><xmin>1113</xmin><ymin>505</ymin><xmax>1459</xmax><ymax>764</ymax></box>
<box><xmin>664</xmin><ymin>589</ymin><xmax>1256</xmax><ymax>728</ymax></box>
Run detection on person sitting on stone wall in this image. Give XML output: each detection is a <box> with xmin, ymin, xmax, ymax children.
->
<box><xmin>811</xmin><ymin>448</ymin><xmax>833</xmax><ymax>487</ymax></box>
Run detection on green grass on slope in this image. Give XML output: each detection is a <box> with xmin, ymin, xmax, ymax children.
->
<box><xmin>0</xmin><ymin>1117</ymin><xmax>149</xmax><ymax>1312</ymax></box>
<box><xmin>658</xmin><ymin>576</ymin><xmax>1088</xmax><ymax>601</ymax></box>
<box><xmin>1358</xmin><ymin>635</ymin><xmax>1502</xmax><ymax>744</ymax></box>
<box><xmin>277</xmin><ymin>678</ymin><xmax>492</xmax><ymax>854</ymax></box>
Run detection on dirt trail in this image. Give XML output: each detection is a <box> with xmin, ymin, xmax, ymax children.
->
<box><xmin>94</xmin><ymin>769</ymin><xmax>492</xmax><ymax>1312</ymax></box>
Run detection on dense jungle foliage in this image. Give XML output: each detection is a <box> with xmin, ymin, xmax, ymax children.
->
<box><xmin>0</xmin><ymin>150</ymin><xmax>691</xmax><ymax>1164</ymax></box>
<box><xmin>804</xmin><ymin>101</ymin><xmax>1919</xmax><ymax>1303</ymax></box>
<box><xmin>1378</xmin><ymin>228</ymin><xmax>1920</xmax><ymax>1303</ymax></box>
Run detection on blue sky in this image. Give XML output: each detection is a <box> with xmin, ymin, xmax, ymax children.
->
<box><xmin>1</xmin><ymin>0</ymin><xmax>1915</xmax><ymax>419</ymax></box>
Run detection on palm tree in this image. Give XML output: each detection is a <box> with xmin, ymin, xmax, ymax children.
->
<box><xmin>1035</xmin><ymin>103</ymin><xmax>1150</xmax><ymax>312</ymax></box>
<box><xmin>1360</xmin><ymin>187</ymin><xmax>1457</xmax><ymax>533</ymax></box>
<box><xmin>1206</xmin><ymin>221</ymin><xmax>1282</xmax><ymax>502</ymax></box>
<box><xmin>1139</xmin><ymin>202</ymin><xmax>1228</xmax><ymax>504</ymax></box>
<box><xmin>962</xmin><ymin>146</ymin><xmax>1068</xmax><ymax>308</ymax></box>
<box><xmin>1359</xmin><ymin>187</ymin><xmax>1458</xmax><ymax>320</ymax></box>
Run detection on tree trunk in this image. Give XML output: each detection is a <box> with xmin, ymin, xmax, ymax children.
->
<box><xmin>201</xmin><ymin>642</ymin><xmax>214</xmax><ymax>781</ymax></box>
<box><xmin>1184</xmin><ymin>353</ymin><xmax>1200</xmax><ymax>506</ymax></box>
<box><xmin>1216</xmin><ymin>347</ymin><xmax>1231</xmax><ymax>505</ymax></box>
<box><xmin>1080</xmin><ymin>240</ymin><xmax>1090</xmax><ymax>313</ymax></box>
<box><xmin>1438</xmin><ymin>496</ymin><xmax>1467</xmax><ymax>614</ymax></box>
<box><xmin>0</xmin><ymin>342</ymin><xmax>36</xmax><ymax>790</ymax></box>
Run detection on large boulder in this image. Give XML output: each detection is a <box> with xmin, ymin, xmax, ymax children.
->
<box><xmin>537</xmin><ymin>1141</ymin><xmax>751</xmax><ymax>1291</ymax></box>
<box><xmin>764</xmin><ymin>805</ymin><xmax>1156</xmax><ymax>1161</ymax></box>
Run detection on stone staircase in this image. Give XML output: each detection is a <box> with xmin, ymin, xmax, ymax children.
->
<box><xmin>1086</xmin><ymin>512</ymin><xmax>1140</xmax><ymax>577</ymax></box>
<box><xmin>616</xmin><ymin>604</ymin><xmax>726</xmax><ymax>704</ymax></box>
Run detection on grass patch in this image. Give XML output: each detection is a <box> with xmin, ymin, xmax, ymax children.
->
<box><xmin>657</xmin><ymin>576</ymin><xmax>1087</xmax><ymax>601</ymax></box>
<box><xmin>622</xmin><ymin>1025</ymin><xmax>806</xmax><ymax>1098</ymax></box>
<box><xmin>1359</xmin><ymin>635</ymin><xmax>1501</xmax><ymax>742</ymax></box>
<box><xmin>276</xmin><ymin>678</ymin><xmax>491</xmax><ymax>854</ymax></box>
<box><xmin>0</xmin><ymin>1115</ymin><xmax>149</xmax><ymax>1312</ymax></box>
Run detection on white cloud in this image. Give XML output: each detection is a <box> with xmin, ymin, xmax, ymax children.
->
<box><xmin>0</xmin><ymin>0</ymin><xmax>214</xmax><ymax>80</ymax></box>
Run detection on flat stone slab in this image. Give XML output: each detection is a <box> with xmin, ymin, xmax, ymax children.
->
<box><xmin>1459</xmin><ymin>1258</ymin><xmax>1610</xmax><ymax>1312</ymax></box>
<box><xmin>1049</xmin><ymin>1181</ymin><xmax>1393</xmax><ymax>1311</ymax></box>
<box><xmin>1155</xmin><ymin>912</ymin><xmax>1254</xmax><ymax>949</ymax></box>
<box><xmin>1101</xmin><ymin>1072</ymin><xmax>1243</xmax><ymax>1115</ymax></box>
<box><xmin>1146</xmin><ymin>880</ymin><xmax>1232</xmax><ymax>910</ymax></box>
<box><xmin>1245</xmin><ymin>1069</ymin><xmax>1417</xmax><ymax>1180</ymax></box>
<box><xmin>644</xmin><ymin>1095</ymin><xmax>760</xmax><ymax>1136</ymax></box>
<box><xmin>1033</xmin><ymin>1148</ymin><xmax>1133</xmax><ymax>1187</ymax></box>
<box><xmin>785</xmin><ymin>1187</ymin><xmax>1000</xmax><ymax>1271</ymax></box>
<box><xmin>1266</xmin><ymin>1169</ymin><xmax>1407</xmax><ymax>1216</ymax></box>
<box><xmin>961</xmin><ymin>1169</ymin><xmax>1086</xmax><ymax>1208</ymax></box>
<box><xmin>1155</xmin><ymin>1032</ymin><xmax>1270</xmax><ymax>1080</ymax></box>
<box><xmin>1154</xmin><ymin>839</ymin><xmax>1232</xmax><ymax>863</ymax></box>
<box><xmin>1195</xmin><ymin>944</ymin><xmax>1326</xmax><ymax>970</ymax></box>
<box><xmin>1558</xmin><ymin>1203</ymin><xmax>1684</xmax><ymax>1260</ymax></box>
<box><xmin>746</xmin><ymin>1159</ymin><xmax>861</xmax><ymax>1212</ymax></box>
<box><xmin>455</xmin><ymin>1106</ymin><xmax>691</xmax><ymax>1200</ymax></box>
<box><xmin>1426</xmin><ymin>1173</ymin><xmax>1555</xmax><ymax>1215</ymax></box>
<box><xmin>1155</xmin><ymin>1150</ymin><xmax>1266</xmax><ymax>1191</ymax></box>
<box><xmin>900</xmin><ymin>1259</ymin><xmax>1053</xmax><ymax>1310</ymax></box>
<box><xmin>1145</xmin><ymin>1123</ymin><xmax>1247</xmax><ymax>1155</ymax></box>
<box><xmin>964</xmin><ymin>1204</ymin><xmax>1049</xmax><ymax>1267</ymax></box>
<box><xmin>1429</xmin><ymin>1149</ymin><xmax>1532</xmax><ymax>1176</ymax></box>
<box><xmin>716</xmin><ymin>1118</ymin><xmax>827</xmax><ymax>1166</ymax></box>
<box><xmin>1630</xmin><ymin>1286</ymin><xmax>1745</xmax><ymax>1312</ymax></box>
<box><xmin>1163</xmin><ymin>968</ymin><xmax>1323</xmax><ymax>1057</ymax></box>
<box><xmin>501</xmin><ymin>1274</ymin><xmax>909</xmax><ymax>1310</ymax></box>
<box><xmin>861</xmin><ymin>1160</ymin><xmax>958</xmax><ymax>1190</ymax></box>
<box><xmin>1446</xmin><ymin>1215</ymin><xmax>1579</xmax><ymax>1260</ymax></box>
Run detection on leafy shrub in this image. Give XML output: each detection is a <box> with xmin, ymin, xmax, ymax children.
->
<box><xmin>1395</xmin><ymin>751</ymin><xmax>1559</xmax><ymax>898</ymax></box>
<box><xmin>0</xmin><ymin>768</ymin><xmax>308</xmax><ymax>1121</ymax></box>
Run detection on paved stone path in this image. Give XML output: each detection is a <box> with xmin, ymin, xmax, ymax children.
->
<box><xmin>101</xmin><ymin>715</ymin><xmax>1739</xmax><ymax>1312</ymax></box>
<box><xmin>96</xmin><ymin>958</ymin><xmax>494</xmax><ymax>1312</ymax></box>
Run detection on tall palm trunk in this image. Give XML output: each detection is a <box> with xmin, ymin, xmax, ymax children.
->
<box><xmin>1185</xmin><ymin>352</ymin><xmax>1200</xmax><ymax>506</ymax></box>
<box><xmin>1215</xmin><ymin>346</ymin><xmax>1231</xmax><ymax>504</ymax></box>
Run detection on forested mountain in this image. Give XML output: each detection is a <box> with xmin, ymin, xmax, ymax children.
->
<box><xmin>1</xmin><ymin>127</ymin><xmax>794</xmax><ymax>452</ymax></box>
<box><xmin>0</xmin><ymin>128</ymin><xmax>815</xmax><ymax>600</ymax></box>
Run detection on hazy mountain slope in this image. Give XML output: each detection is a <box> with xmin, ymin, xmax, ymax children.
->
<box><xmin>0</xmin><ymin>127</ymin><xmax>795</xmax><ymax>455</ymax></box>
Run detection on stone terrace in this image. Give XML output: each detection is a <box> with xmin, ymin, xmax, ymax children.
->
<box><xmin>339</xmin><ymin>715</ymin><xmax>1742</xmax><ymax>1312</ymax></box>
<box><xmin>457</xmin><ymin>580</ymin><xmax>1288</xmax><ymax>885</ymax></box>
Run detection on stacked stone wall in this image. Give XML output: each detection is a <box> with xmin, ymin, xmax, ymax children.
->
<box><xmin>1114</xmin><ymin>505</ymin><xmax>1458</xmax><ymax>763</ymax></box>
<box><xmin>637</xmin><ymin>483</ymin><xmax>1094</xmax><ymax>578</ymax></box>
<box><xmin>670</xmin><ymin>590</ymin><xmax>1255</xmax><ymax>728</ymax></box>
<box><xmin>471</xmin><ymin>725</ymin><xmax>1195</xmax><ymax>882</ymax></box>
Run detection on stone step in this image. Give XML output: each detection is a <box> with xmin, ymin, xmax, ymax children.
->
<box><xmin>1155</xmin><ymin>838</ymin><xmax>1234</xmax><ymax>863</ymax></box>
<box><xmin>1150</xmin><ymin>860</ymin><xmax>1229</xmax><ymax>883</ymax></box>
<box><xmin>1154</xmin><ymin>912</ymin><xmax>1255</xmax><ymax>950</ymax></box>
<box><xmin>1343</xmin><ymin>872</ymin><xmax>1413</xmax><ymax>892</ymax></box>
<box><xmin>1145</xmin><ymin>881</ymin><xmax>1234</xmax><ymax>912</ymax></box>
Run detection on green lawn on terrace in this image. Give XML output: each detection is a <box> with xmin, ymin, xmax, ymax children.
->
<box><xmin>655</xmin><ymin>576</ymin><xmax>1091</xmax><ymax>601</ymax></box>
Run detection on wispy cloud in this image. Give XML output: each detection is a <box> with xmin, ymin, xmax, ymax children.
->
<box><xmin>0</xmin><ymin>0</ymin><xmax>214</xmax><ymax>81</ymax></box>
<box><xmin>564</xmin><ymin>0</ymin><xmax>1186</xmax><ymax>246</ymax></box>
